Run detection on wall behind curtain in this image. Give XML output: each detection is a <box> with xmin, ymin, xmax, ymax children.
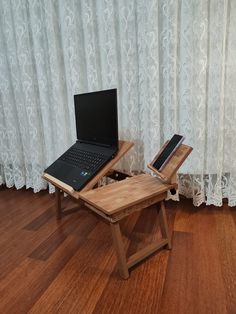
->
<box><xmin>0</xmin><ymin>0</ymin><xmax>236</xmax><ymax>206</ymax></box>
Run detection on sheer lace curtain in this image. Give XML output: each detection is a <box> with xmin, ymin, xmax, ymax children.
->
<box><xmin>0</xmin><ymin>0</ymin><xmax>236</xmax><ymax>206</ymax></box>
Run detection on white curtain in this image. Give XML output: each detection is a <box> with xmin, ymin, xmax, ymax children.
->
<box><xmin>0</xmin><ymin>0</ymin><xmax>236</xmax><ymax>206</ymax></box>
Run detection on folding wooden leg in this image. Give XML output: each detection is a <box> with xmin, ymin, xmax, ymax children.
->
<box><xmin>158</xmin><ymin>201</ymin><xmax>171</xmax><ymax>249</ymax></box>
<box><xmin>55</xmin><ymin>187</ymin><xmax>62</xmax><ymax>220</ymax></box>
<box><xmin>109</xmin><ymin>202</ymin><xmax>171</xmax><ymax>279</ymax></box>
<box><xmin>110</xmin><ymin>222</ymin><xmax>129</xmax><ymax>279</ymax></box>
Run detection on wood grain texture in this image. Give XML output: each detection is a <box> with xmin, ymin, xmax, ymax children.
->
<box><xmin>160</xmin><ymin>200</ymin><xmax>236</xmax><ymax>314</ymax></box>
<box><xmin>0</xmin><ymin>188</ymin><xmax>236</xmax><ymax>314</ymax></box>
<box><xmin>23</xmin><ymin>206</ymin><xmax>55</xmax><ymax>231</ymax></box>
<box><xmin>231</xmin><ymin>207</ymin><xmax>236</xmax><ymax>226</ymax></box>
<box><xmin>80</xmin><ymin>174</ymin><xmax>173</xmax><ymax>214</ymax></box>
<box><xmin>213</xmin><ymin>204</ymin><xmax>236</xmax><ymax>313</ymax></box>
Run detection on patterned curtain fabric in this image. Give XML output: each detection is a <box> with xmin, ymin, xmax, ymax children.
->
<box><xmin>0</xmin><ymin>0</ymin><xmax>236</xmax><ymax>206</ymax></box>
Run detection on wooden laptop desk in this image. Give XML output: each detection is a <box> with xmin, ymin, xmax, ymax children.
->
<box><xmin>42</xmin><ymin>140</ymin><xmax>188</xmax><ymax>279</ymax></box>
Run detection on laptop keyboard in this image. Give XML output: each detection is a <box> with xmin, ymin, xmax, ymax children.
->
<box><xmin>59</xmin><ymin>147</ymin><xmax>108</xmax><ymax>172</ymax></box>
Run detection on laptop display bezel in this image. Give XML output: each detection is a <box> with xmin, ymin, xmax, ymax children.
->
<box><xmin>74</xmin><ymin>89</ymin><xmax>118</xmax><ymax>149</ymax></box>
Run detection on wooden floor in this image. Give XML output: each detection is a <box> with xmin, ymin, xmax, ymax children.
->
<box><xmin>0</xmin><ymin>187</ymin><xmax>236</xmax><ymax>314</ymax></box>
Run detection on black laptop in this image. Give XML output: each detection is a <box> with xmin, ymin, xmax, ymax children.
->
<box><xmin>44</xmin><ymin>89</ymin><xmax>118</xmax><ymax>191</ymax></box>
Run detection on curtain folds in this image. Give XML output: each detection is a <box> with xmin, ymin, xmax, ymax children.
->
<box><xmin>0</xmin><ymin>0</ymin><xmax>236</xmax><ymax>206</ymax></box>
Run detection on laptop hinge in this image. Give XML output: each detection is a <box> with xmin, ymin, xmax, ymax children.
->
<box><xmin>76</xmin><ymin>139</ymin><xmax>112</xmax><ymax>148</ymax></box>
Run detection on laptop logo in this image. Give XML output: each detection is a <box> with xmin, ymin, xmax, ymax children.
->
<box><xmin>80</xmin><ymin>171</ymin><xmax>90</xmax><ymax>177</ymax></box>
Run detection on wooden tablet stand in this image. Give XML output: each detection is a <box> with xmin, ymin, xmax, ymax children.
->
<box><xmin>148</xmin><ymin>142</ymin><xmax>193</xmax><ymax>185</ymax></box>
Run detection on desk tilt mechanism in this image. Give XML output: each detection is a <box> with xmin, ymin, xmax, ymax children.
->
<box><xmin>43</xmin><ymin>140</ymin><xmax>192</xmax><ymax>279</ymax></box>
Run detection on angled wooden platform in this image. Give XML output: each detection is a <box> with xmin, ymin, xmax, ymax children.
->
<box><xmin>43</xmin><ymin>140</ymin><xmax>134</xmax><ymax>218</ymax></box>
<box><xmin>43</xmin><ymin>140</ymin><xmax>134</xmax><ymax>198</ymax></box>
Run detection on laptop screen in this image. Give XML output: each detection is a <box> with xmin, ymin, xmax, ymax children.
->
<box><xmin>74</xmin><ymin>89</ymin><xmax>118</xmax><ymax>147</ymax></box>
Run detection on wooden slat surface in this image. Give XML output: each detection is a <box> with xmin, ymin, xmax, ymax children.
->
<box><xmin>42</xmin><ymin>140</ymin><xmax>134</xmax><ymax>199</ymax></box>
<box><xmin>79</xmin><ymin>174</ymin><xmax>174</xmax><ymax>215</ymax></box>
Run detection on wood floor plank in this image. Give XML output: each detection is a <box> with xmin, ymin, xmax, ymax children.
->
<box><xmin>28</xmin><ymin>210</ymin><xmax>99</xmax><ymax>261</ymax></box>
<box><xmin>231</xmin><ymin>207</ymin><xmax>236</xmax><ymax>226</ymax></box>
<box><xmin>1</xmin><ymin>189</ymin><xmax>236</xmax><ymax>314</ymax></box>
<box><xmin>0</xmin><ymin>190</ymin><xmax>54</xmax><ymax>237</ymax></box>
<box><xmin>0</xmin><ymin>235</ymin><xmax>84</xmax><ymax>314</ymax></box>
<box><xmin>160</xmin><ymin>208</ymin><xmax>229</xmax><ymax>314</ymax></box>
<box><xmin>28</xmin><ymin>216</ymin><xmax>81</xmax><ymax>261</ymax></box>
<box><xmin>0</xmin><ymin>218</ymin><xmax>60</xmax><ymax>280</ymax></box>
<box><xmin>29</xmin><ymin>211</ymin><xmax>141</xmax><ymax>314</ymax></box>
<box><xmin>93</xmin><ymin>249</ymin><xmax>170</xmax><ymax>314</ymax></box>
<box><xmin>213</xmin><ymin>204</ymin><xmax>236</xmax><ymax>313</ymax></box>
<box><xmin>0</xmin><ymin>200</ymin><xmax>91</xmax><ymax>280</ymax></box>
<box><xmin>23</xmin><ymin>205</ymin><xmax>55</xmax><ymax>231</ymax></box>
<box><xmin>28</xmin><ymin>231</ymin><xmax>117</xmax><ymax>313</ymax></box>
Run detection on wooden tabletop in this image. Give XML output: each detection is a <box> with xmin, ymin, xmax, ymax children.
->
<box><xmin>79</xmin><ymin>174</ymin><xmax>174</xmax><ymax>215</ymax></box>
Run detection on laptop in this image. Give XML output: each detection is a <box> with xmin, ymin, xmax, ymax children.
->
<box><xmin>44</xmin><ymin>88</ymin><xmax>119</xmax><ymax>191</ymax></box>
